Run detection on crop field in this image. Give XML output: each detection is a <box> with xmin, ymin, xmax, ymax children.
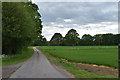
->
<box><xmin>38</xmin><ymin>46</ymin><xmax>118</xmax><ymax>68</ymax></box>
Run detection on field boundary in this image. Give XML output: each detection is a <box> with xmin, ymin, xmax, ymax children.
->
<box><xmin>40</xmin><ymin>50</ymin><xmax>118</xmax><ymax>78</ymax></box>
<box><xmin>47</xmin><ymin>53</ymin><xmax>118</xmax><ymax>76</ymax></box>
<box><xmin>59</xmin><ymin>57</ymin><xmax>117</xmax><ymax>70</ymax></box>
<box><xmin>49</xmin><ymin>53</ymin><xmax>117</xmax><ymax>70</ymax></box>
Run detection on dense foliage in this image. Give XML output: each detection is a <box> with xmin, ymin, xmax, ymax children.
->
<box><xmin>49</xmin><ymin>29</ymin><xmax>120</xmax><ymax>46</ymax></box>
<box><xmin>50</xmin><ymin>33</ymin><xmax>63</xmax><ymax>46</ymax></box>
<box><xmin>2</xmin><ymin>2</ymin><xmax>42</xmax><ymax>55</ymax></box>
<box><xmin>34</xmin><ymin>36</ymin><xmax>48</xmax><ymax>46</ymax></box>
<box><xmin>62</xmin><ymin>29</ymin><xmax>80</xmax><ymax>46</ymax></box>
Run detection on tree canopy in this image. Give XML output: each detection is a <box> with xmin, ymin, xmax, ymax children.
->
<box><xmin>50</xmin><ymin>33</ymin><xmax>63</xmax><ymax>46</ymax></box>
<box><xmin>62</xmin><ymin>29</ymin><xmax>80</xmax><ymax>46</ymax></box>
<box><xmin>2</xmin><ymin>2</ymin><xmax>42</xmax><ymax>55</ymax></box>
<box><xmin>80</xmin><ymin>34</ymin><xmax>93</xmax><ymax>46</ymax></box>
<box><xmin>48</xmin><ymin>29</ymin><xmax>120</xmax><ymax>46</ymax></box>
<box><xmin>34</xmin><ymin>36</ymin><xmax>48</xmax><ymax>46</ymax></box>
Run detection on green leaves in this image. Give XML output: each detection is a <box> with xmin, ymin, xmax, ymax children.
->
<box><xmin>2</xmin><ymin>2</ymin><xmax>42</xmax><ymax>55</ymax></box>
<box><xmin>50</xmin><ymin>33</ymin><xmax>63</xmax><ymax>46</ymax></box>
<box><xmin>63</xmin><ymin>29</ymin><xmax>80</xmax><ymax>46</ymax></box>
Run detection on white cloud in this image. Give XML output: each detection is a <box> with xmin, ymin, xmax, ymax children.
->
<box><xmin>64</xmin><ymin>19</ymin><xmax>72</xmax><ymax>22</ymax></box>
<box><xmin>57</xmin><ymin>24</ymin><xmax>64</xmax><ymax>27</ymax></box>
<box><xmin>50</xmin><ymin>22</ymin><xmax>55</xmax><ymax>25</ymax></box>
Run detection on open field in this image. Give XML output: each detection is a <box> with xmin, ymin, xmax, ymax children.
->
<box><xmin>2</xmin><ymin>47</ymin><xmax>34</xmax><ymax>66</ymax></box>
<box><xmin>38</xmin><ymin>46</ymin><xmax>118</xmax><ymax>78</ymax></box>
<box><xmin>38</xmin><ymin>46</ymin><xmax>118</xmax><ymax>68</ymax></box>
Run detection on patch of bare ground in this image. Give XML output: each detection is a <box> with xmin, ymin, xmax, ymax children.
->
<box><xmin>74</xmin><ymin>63</ymin><xmax>118</xmax><ymax>76</ymax></box>
<box><xmin>59</xmin><ymin>58</ymin><xmax>118</xmax><ymax>76</ymax></box>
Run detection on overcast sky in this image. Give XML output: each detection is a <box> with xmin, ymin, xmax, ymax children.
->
<box><xmin>35</xmin><ymin>2</ymin><xmax>118</xmax><ymax>41</ymax></box>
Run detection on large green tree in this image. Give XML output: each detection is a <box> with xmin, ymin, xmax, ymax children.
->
<box><xmin>114</xmin><ymin>34</ymin><xmax>120</xmax><ymax>45</ymax></box>
<box><xmin>50</xmin><ymin>33</ymin><xmax>63</xmax><ymax>46</ymax></box>
<box><xmin>80</xmin><ymin>34</ymin><xmax>93</xmax><ymax>46</ymax></box>
<box><xmin>2</xmin><ymin>2</ymin><xmax>42</xmax><ymax>55</ymax></box>
<box><xmin>93</xmin><ymin>34</ymin><xmax>102</xmax><ymax>45</ymax></box>
<box><xmin>101</xmin><ymin>33</ymin><xmax>114</xmax><ymax>45</ymax></box>
<box><xmin>63</xmin><ymin>29</ymin><xmax>80</xmax><ymax>46</ymax></box>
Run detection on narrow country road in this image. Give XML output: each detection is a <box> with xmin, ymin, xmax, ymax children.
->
<box><xmin>10</xmin><ymin>47</ymin><xmax>68</xmax><ymax>78</ymax></box>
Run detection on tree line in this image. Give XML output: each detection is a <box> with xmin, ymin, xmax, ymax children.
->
<box><xmin>36</xmin><ymin>29</ymin><xmax>120</xmax><ymax>46</ymax></box>
<box><xmin>2</xmin><ymin>2</ymin><xmax>43</xmax><ymax>55</ymax></box>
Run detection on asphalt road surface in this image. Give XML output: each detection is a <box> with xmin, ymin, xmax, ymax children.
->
<box><xmin>10</xmin><ymin>47</ymin><xmax>68</xmax><ymax>78</ymax></box>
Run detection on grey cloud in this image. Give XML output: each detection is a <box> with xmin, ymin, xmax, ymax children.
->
<box><xmin>37</xmin><ymin>2</ymin><xmax>117</xmax><ymax>25</ymax></box>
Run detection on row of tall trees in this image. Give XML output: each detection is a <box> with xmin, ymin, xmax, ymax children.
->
<box><xmin>50</xmin><ymin>29</ymin><xmax>80</xmax><ymax>46</ymax></box>
<box><xmin>2</xmin><ymin>2</ymin><xmax>43</xmax><ymax>55</ymax></box>
<box><xmin>80</xmin><ymin>34</ymin><xmax>120</xmax><ymax>46</ymax></box>
<box><xmin>49</xmin><ymin>29</ymin><xmax>120</xmax><ymax>46</ymax></box>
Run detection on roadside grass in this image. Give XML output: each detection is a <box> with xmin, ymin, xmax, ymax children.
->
<box><xmin>0</xmin><ymin>57</ymin><xmax>1</xmax><ymax>66</ymax></box>
<box><xmin>2</xmin><ymin>47</ymin><xmax>34</xmax><ymax>66</ymax></box>
<box><xmin>38</xmin><ymin>46</ymin><xmax>118</xmax><ymax>68</ymax></box>
<box><xmin>37</xmin><ymin>48</ymin><xmax>117</xmax><ymax>78</ymax></box>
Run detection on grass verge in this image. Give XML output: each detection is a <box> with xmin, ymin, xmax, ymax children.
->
<box><xmin>37</xmin><ymin>47</ymin><xmax>118</xmax><ymax>78</ymax></box>
<box><xmin>2</xmin><ymin>47</ymin><xmax>34</xmax><ymax>66</ymax></box>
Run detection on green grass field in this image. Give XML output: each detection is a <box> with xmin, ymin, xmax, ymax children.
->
<box><xmin>2</xmin><ymin>47</ymin><xmax>34</xmax><ymax>66</ymax></box>
<box><xmin>38</xmin><ymin>46</ymin><xmax>118</xmax><ymax>68</ymax></box>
